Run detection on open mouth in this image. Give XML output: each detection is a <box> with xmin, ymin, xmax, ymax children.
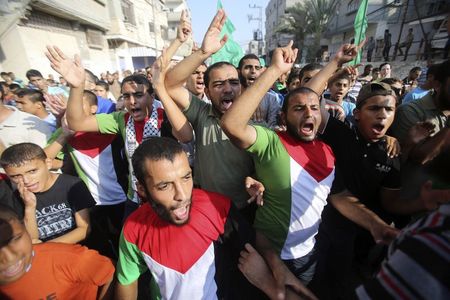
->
<box><xmin>195</xmin><ymin>81</ymin><xmax>204</xmax><ymax>89</ymax></box>
<box><xmin>372</xmin><ymin>124</ymin><xmax>385</xmax><ymax>134</ymax></box>
<box><xmin>1</xmin><ymin>259</ymin><xmax>24</xmax><ymax>278</ymax></box>
<box><xmin>172</xmin><ymin>203</ymin><xmax>190</xmax><ymax>221</ymax></box>
<box><xmin>300</xmin><ymin>122</ymin><xmax>314</xmax><ymax>135</ymax></box>
<box><xmin>247</xmin><ymin>77</ymin><xmax>256</xmax><ymax>85</ymax></box>
<box><xmin>221</xmin><ymin>99</ymin><xmax>233</xmax><ymax>110</ymax></box>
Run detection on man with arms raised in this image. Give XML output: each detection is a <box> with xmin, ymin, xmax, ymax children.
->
<box><xmin>164</xmin><ymin>10</ymin><xmax>254</xmax><ymax>214</ymax></box>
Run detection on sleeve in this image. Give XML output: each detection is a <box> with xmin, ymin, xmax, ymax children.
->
<box><xmin>267</xmin><ymin>94</ymin><xmax>281</xmax><ymax>128</ymax></box>
<box><xmin>183</xmin><ymin>95</ymin><xmax>209</xmax><ymax>128</ymax></box>
<box><xmin>46</xmin><ymin>128</ymin><xmax>65</xmax><ymax>160</ymax></box>
<box><xmin>63</xmin><ymin>244</ymin><xmax>115</xmax><ymax>286</ymax></box>
<box><xmin>28</xmin><ymin>119</ymin><xmax>52</xmax><ymax>148</ymax></box>
<box><xmin>96</xmin><ymin>112</ymin><xmax>122</xmax><ymax>134</ymax></box>
<box><xmin>390</xmin><ymin>104</ymin><xmax>422</xmax><ymax>144</ymax></box>
<box><xmin>116</xmin><ymin>230</ymin><xmax>149</xmax><ymax>285</ymax></box>
<box><xmin>67</xmin><ymin>178</ymin><xmax>96</xmax><ymax>211</ymax></box>
<box><xmin>246</xmin><ymin>125</ymin><xmax>277</xmax><ymax>158</ymax></box>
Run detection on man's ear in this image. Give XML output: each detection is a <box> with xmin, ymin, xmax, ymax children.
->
<box><xmin>90</xmin><ymin>105</ymin><xmax>98</xmax><ymax>114</ymax></box>
<box><xmin>136</xmin><ymin>181</ymin><xmax>147</xmax><ymax>200</ymax></box>
<box><xmin>353</xmin><ymin>108</ymin><xmax>360</xmax><ymax>121</ymax></box>
<box><xmin>280</xmin><ymin>111</ymin><xmax>287</xmax><ymax>126</ymax></box>
<box><xmin>204</xmin><ymin>87</ymin><xmax>211</xmax><ymax>100</ymax></box>
<box><xmin>45</xmin><ymin>158</ymin><xmax>53</xmax><ymax>170</ymax></box>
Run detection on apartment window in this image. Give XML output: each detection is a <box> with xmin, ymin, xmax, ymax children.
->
<box><xmin>121</xmin><ymin>0</ymin><xmax>136</xmax><ymax>25</ymax></box>
<box><xmin>149</xmin><ymin>22</ymin><xmax>155</xmax><ymax>33</ymax></box>
<box><xmin>26</xmin><ymin>10</ymin><xmax>72</xmax><ymax>31</ymax></box>
<box><xmin>86</xmin><ymin>28</ymin><xmax>103</xmax><ymax>49</ymax></box>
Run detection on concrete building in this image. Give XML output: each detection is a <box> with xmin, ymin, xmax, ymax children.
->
<box><xmin>0</xmin><ymin>0</ymin><xmax>173</xmax><ymax>81</ymax></box>
<box><xmin>324</xmin><ymin>0</ymin><xmax>449</xmax><ymax>62</ymax></box>
<box><xmin>165</xmin><ymin>0</ymin><xmax>192</xmax><ymax>58</ymax></box>
<box><xmin>265</xmin><ymin>0</ymin><xmax>303</xmax><ymax>60</ymax></box>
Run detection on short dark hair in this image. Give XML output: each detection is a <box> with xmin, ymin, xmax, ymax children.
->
<box><xmin>0</xmin><ymin>203</ymin><xmax>23</xmax><ymax>223</ymax></box>
<box><xmin>132</xmin><ymin>137</ymin><xmax>184</xmax><ymax>184</ymax></box>
<box><xmin>204</xmin><ymin>61</ymin><xmax>236</xmax><ymax>88</ymax></box>
<box><xmin>372</xmin><ymin>67</ymin><xmax>380</xmax><ymax>73</ymax></box>
<box><xmin>410</xmin><ymin>66</ymin><xmax>421</xmax><ymax>74</ymax></box>
<box><xmin>25</xmin><ymin>69</ymin><xmax>43</xmax><ymax>80</ymax></box>
<box><xmin>85</xmin><ymin>69</ymin><xmax>99</xmax><ymax>84</ymax></box>
<box><xmin>401</xmin><ymin>149</ymin><xmax>450</xmax><ymax>199</ymax></box>
<box><xmin>0</xmin><ymin>143</ymin><xmax>47</xmax><ymax>168</ymax></box>
<box><xmin>9</xmin><ymin>83</ymin><xmax>21</xmax><ymax>91</ymax></box>
<box><xmin>15</xmin><ymin>88</ymin><xmax>45</xmax><ymax>103</ymax></box>
<box><xmin>121</xmin><ymin>75</ymin><xmax>153</xmax><ymax>95</ymax></box>
<box><xmin>299</xmin><ymin>63</ymin><xmax>323</xmax><ymax>82</ymax></box>
<box><xmin>83</xmin><ymin>90</ymin><xmax>98</xmax><ymax>106</ymax></box>
<box><xmin>282</xmin><ymin>87</ymin><xmax>319</xmax><ymax>113</ymax></box>
<box><xmin>96</xmin><ymin>80</ymin><xmax>109</xmax><ymax>91</ymax></box>
<box><xmin>238</xmin><ymin>54</ymin><xmax>260</xmax><ymax>70</ymax></box>
<box><xmin>329</xmin><ymin>73</ymin><xmax>351</xmax><ymax>86</ymax></box>
<box><xmin>380</xmin><ymin>77</ymin><xmax>402</xmax><ymax>85</ymax></box>
<box><xmin>0</xmin><ymin>82</ymin><xmax>4</xmax><ymax>101</ymax></box>
<box><xmin>287</xmin><ymin>68</ymin><xmax>301</xmax><ymax>85</ymax></box>
<box><xmin>379</xmin><ymin>63</ymin><xmax>390</xmax><ymax>70</ymax></box>
<box><xmin>364</xmin><ymin>64</ymin><xmax>373</xmax><ymax>71</ymax></box>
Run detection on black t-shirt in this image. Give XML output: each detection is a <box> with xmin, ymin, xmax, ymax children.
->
<box><xmin>15</xmin><ymin>174</ymin><xmax>95</xmax><ymax>241</ymax></box>
<box><xmin>320</xmin><ymin>117</ymin><xmax>401</xmax><ymax>222</ymax></box>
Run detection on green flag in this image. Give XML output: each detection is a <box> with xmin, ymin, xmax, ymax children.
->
<box><xmin>351</xmin><ymin>0</ymin><xmax>368</xmax><ymax>65</ymax></box>
<box><xmin>210</xmin><ymin>0</ymin><xmax>244</xmax><ymax>67</ymax></box>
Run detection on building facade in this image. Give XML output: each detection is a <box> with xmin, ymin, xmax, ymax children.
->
<box><xmin>0</xmin><ymin>0</ymin><xmax>177</xmax><ymax>80</ymax></box>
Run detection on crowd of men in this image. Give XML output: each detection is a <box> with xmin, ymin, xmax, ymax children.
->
<box><xmin>0</xmin><ymin>9</ymin><xmax>449</xmax><ymax>300</ymax></box>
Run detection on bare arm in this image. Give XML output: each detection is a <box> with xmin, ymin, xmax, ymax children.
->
<box><xmin>45</xmin><ymin>46</ymin><xmax>99</xmax><ymax>132</ymax></box>
<box><xmin>165</xmin><ymin>9</ymin><xmax>228</xmax><ymax>110</ymax></box>
<box><xmin>221</xmin><ymin>42</ymin><xmax>298</xmax><ymax>149</ymax></box>
<box><xmin>97</xmin><ymin>277</ymin><xmax>114</xmax><ymax>300</ymax></box>
<box><xmin>17</xmin><ymin>181</ymin><xmax>39</xmax><ymax>241</ymax></box>
<box><xmin>409</xmin><ymin>127</ymin><xmax>450</xmax><ymax>164</ymax></box>
<box><xmin>305</xmin><ymin>41</ymin><xmax>365</xmax><ymax>96</ymax></box>
<box><xmin>114</xmin><ymin>280</ymin><xmax>138</xmax><ymax>300</ymax></box>
<box><xmin>330</xmin><ymin>190</ymin><xmax>399</xmax><ymax>244</ymax></box>
<box><xmin>153</xmin><ymin>48</ymin><xmax>193</xmax><ymax>143</ymax></box>
<box><xmin>49</xmin><ymin>208</ymin><xmax>90</xmax><ymax>244</ymax></box>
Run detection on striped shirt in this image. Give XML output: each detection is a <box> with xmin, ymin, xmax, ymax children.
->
<box><xmin>356</xmin><ymin>203</ymin><xmax>450</xmax><ymax>299</ymax></box>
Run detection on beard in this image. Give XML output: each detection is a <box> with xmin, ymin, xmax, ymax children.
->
<box><xmin>285</xmin><ymin>120</ymin><xmax>316</xmax><ymax>142</ymax></box>
<box><xmin>143</xmin><ymin>188</ymin><xmax>192</xmax><ymax>226</ymax></box>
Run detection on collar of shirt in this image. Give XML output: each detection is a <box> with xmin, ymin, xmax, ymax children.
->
<box><xmin>0</xmin><ymin>106</ymin><xmax>21</xmax><ymax>127</ymax></box>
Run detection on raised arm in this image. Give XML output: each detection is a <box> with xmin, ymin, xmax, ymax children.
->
<box><xmin>305</xmin><ymin>40</ymin><xmax>365</xmax><ymax>96</ymax></box>
<box><xmin>152</xmin><ymin>48</ymin><xmax>193</xmax><ymax>143</ymax></box>
<box><xmin>45</xmin><ymin>46</ymin><xmax>99</xmax><ymax>132</ymax></box>
<box><xmin>165</xmin><ymin>9</ymin><xmax>228</xmax><ymax>110</ymax></box>
<box><xmin>221</xmin><ymin>42</ymin><xmax>297</xmax><ymax>149</ymax></box>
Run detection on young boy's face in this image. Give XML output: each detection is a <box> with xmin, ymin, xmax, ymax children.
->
<box><xmin>4</xmin><ymin>159</ymin><xmax>53</xmax><ymax>193</ymax></box>
<box><xmin>354</xmin><ymin>95</ymin><xmax>396</xmax><ymax>142</ymax></box>
<box><xmin>330</xmin><ymin>79</ymin><xmax>350</xmax><ymax>103</ymax></box>
<box><xmin>94</xmin><ymin>85</ymin><xmax>108</xmax><ymax>99</ymax></box>
<box><xmin>16</xmin><ymin>96</ymin><xmax>40</xmax><ymax>116</ymax></box>
<box><xmin>0</xmin><ymin>218</ymin><xmax>33</xmax><ymax>285</ymax></box>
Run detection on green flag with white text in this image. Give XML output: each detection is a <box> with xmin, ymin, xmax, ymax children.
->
<box><xmin>351</xmin><ymin>0</ymin><xmax>368</xmax><ymax>65</ymax></box>
<box><xmin>210</xmin><ymin>0</ymin><xmax>244</xmax><ymax>67</ymax></box>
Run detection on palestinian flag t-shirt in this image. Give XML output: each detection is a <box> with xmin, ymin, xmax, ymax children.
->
<box><xmin>248</xmin><ymin>126</ymin><xmax>335</xmax><ymax>260</ymax></box>
<box><xmin>116</xmin><ymin>189</ymin><xmax>256</xmax><ymax>299</ymax></box>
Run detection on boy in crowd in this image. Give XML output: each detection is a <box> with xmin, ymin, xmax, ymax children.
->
<box><xmin>0</xmin><ymin>204</ymin><xmax>114</xmax><ymax>299</ymax></box>
<box><xmin>15</xmin><ymin>88</ymin><xmax>57</xmax><ymax>131</ymax></box>
<box><xmin>25</xmin><ymin>69</ymin><xmax>69</xmax><ymax>98</ymax></box>
<box><xmin>323</xmin><ymin>73</ymin><xmax>356</xmax><ymax>118</ymax></box>
<box><xmin>45</xmin><ymin>90</ymin><xmax>128</xmax><ymax>257</ymax></box>
<box><xmin>0</xmin><ymin>143</ymin><xmax>94</xmax><ymax>244</ymax></box>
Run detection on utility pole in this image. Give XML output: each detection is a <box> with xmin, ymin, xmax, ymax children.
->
<box><xmin>248</xmin><ymin>4</ymin><xmax>263</xmax><ymax>56</ymax></box>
